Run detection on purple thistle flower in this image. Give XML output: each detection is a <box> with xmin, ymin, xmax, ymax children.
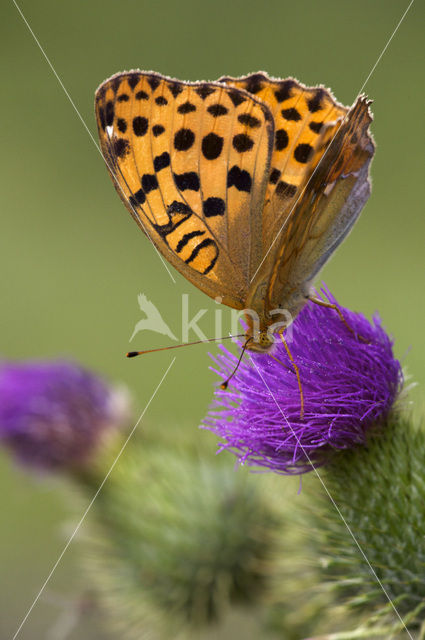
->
<box><xmin>203</xmin><ymin>289</ymin><xmax>403</xmax><ymax>474</ymax></box>
<box><xmin>0</xmin><ymin>360</ymin><xmax>130</xmax><ymax>471</ymax></box>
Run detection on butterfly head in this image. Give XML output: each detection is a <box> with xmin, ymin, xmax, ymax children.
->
<box><xmin>243</xmin><ymin>309</ymin><xmax>275</xmax><ymax>352</ymax></box>
<box><xmin>245</xmin><ymin>329</ymin><xmax>274</xmax><ymax>353</ymax></box>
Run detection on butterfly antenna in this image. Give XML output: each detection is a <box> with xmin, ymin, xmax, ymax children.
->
<box><xmin>127</xmin><ymin>334</ymin><xmax>244</xmax><ymax>358</ymax></box>
<box><xmin>220</xmin><ymin>338</ymin><xmax>253</xmax><ymax>390</ymax></box>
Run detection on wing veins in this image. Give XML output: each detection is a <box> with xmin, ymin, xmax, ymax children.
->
<box><xmin>269</xmin><ymin>100</ymin><xmax>342</xmax><ymax>237</ymax></box>
<box><xmin>149</xmin><ymin>81</ymin><xmax>169</xmax><ymax>217</ymax></box>
<box><xmin>247</xmin><ymin>101</ymin><xmax>271</xmax><ymax>280</ymax></box>
<box><xmin>127</xmin><ymin>86</ymin><xmax>159</xmax><ymax>227</ymax></box>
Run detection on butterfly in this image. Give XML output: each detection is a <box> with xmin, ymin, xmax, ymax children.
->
<box><xmin>95</xmin><ymin>70</ymin><xmax>375</xmax><ymax>353</ymax></box>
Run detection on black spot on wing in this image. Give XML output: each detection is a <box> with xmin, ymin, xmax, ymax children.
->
<box><xmin>98</xmin><ymin>106</ymin><xmax>106</xmax><ymax>130</ymax></box>
<box><xmin>203</xmin><ymin>197</ymin><xmax>225</xmax><ymax>217</ymax></box>
<box><xmin>281</xmin><ymin>107</ymin><xmax>301</xmax><ymax>121</ymax></box>
<box><xmin>177</xmin><ymin>101</ymin><xmax>196</xmax><ymax>114</ymax></box>
<box><xmin>276</xmin><ymin>181</ymin><xmax>297</xmax><ymax>198</ymax></box>
<box><xmin>117</xmin><ymin>118</ymin><xmax>127</xmax><ymax>133</ymax></box>
<box><xmin>114</xmin><ymin>138</ymin><xmax>130</xmax><ymax>158</ymax></box>
<box><xmin>243</xmin><ymin>73</ymin><xmax>265</xmax><ymax>94</ymax></box>
<box><xmin>307</xmin><ymin>89</ymin><xmax>325</xmax><ymax>113</ymax></box>
<box><xmin>133</xmin><ymin>116</ymin><xmax>148</xmax><ymax>136</ymax></box>
<box><xmin>168</xmin><ymin>82</ymin><xmax>184</xmax><ymax>98</ymax></box>
<box><xmin>110</xmin><ymin>77</ymin><xmax>121</xmax><ymax>93</ymax></box>
<box><xmin>274</xmin><ymin>80</ymin><xmax>297</xmax><ymax>103</ymax></box>
<box><xmin>233</xmin><ymin>133</ymin><xmax>254</xmax><ymax>152</ymax></box>
<box><xmin>237</xmin><ymin>113</ymin><xmax>261</xmax><ymax>128</ymax></box>
<box><xmin>129</xmin><ymin>188</ymin><xmax>146</xmax><ymax>206</ymax></box>
<box><xmin>96</xmin><ymin>85</ymin><xmax>106</xmax><ymax>101</ymax></box>
<box><xmin>174</xmin><ymin>172</ymin><xmax>200</xmax><ymax>191</ymax></box>
<box><xmin>228</xmin><ymin>90</ymin><xmax>246</xmax><ymax>107</ymax></box>
<box><xmin>167</xmin><ymin>201</ymin><xmax>192</xmax><ymax>215</ymax></box>
<box><xmin>294</xmin><ymin>143</ymin><xmax>313</xmax><ymax>163</ymax></box>
<box><xmin>195</xmin><ymin>86</ymin><xmax>216</xmax><ymax>100</ymax></box>
<box><xmin>227</xmin><ymin>165</ymin><xmax>252</xmax><ymax>192</ymax></box>
<box><xmin>275</xmin><ymin>129</ymin><xmax>289</xmax><ymax>151</ymax></box>
<box><xmin>309</xmin><ymin>121</ymin><xmax>323</xmax><ymax>134</ymax></box>
<box><xmin>174</xmin><ymin>128</ymin><xmax>195</xmax><ymax>151</ymax></box>
<box><xmin>136</xmin><ymin>90</ymin><xmax>149</xmax><ymax>100</ymax></box>
<box><xmin>147</xmin><ymin>76</ymin><xmax>161</xmax><ymax>92</ymax></box>
<box><xmin>269</xmin><ymin>168</ymin><xmax>280</xmax><ymax>184</ymax></box>
<box><xmin>153</xmin><ymin>152</ymin><xmax>170</xmax><ymax>172</ymax></box>
<box><xmin>105</xmin><ymin>101</ymin><xmax>114</xmax><ymax>126</ymax></box>
<box><xmin>153</xmin><ymin>125</ymin><xmax>165</xmax><ymax>137</ymax></box>
<box><xmin>202</xmin><ymin>133</ymin><xmax>223</xmax><ymax>160</ymax></box>
<box><xmin>127</xmin><ymin>74</ymin><xmax>140</xmax><ymax>90</ymax></box>
<box><xmin>141</xmin><ymin>174</ymin><xmax>159</xmax><ymax>193</ymax></box>
<box><xmin>208</xmin><ymin>103</ymin><xmax>228</xmax><ymax>117</ymax></box>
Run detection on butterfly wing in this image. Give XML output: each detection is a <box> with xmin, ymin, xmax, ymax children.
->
<box><xmin>95</xmin><ymin>71</ymin><xmax>274</xmax><ymax>309</ymax></box>
<box><xmin>269</xmin><ymin>97</ymin><xmax>374</xmax><ymax>318</ymax></box>
<box><xmin>219</xmin><ymin>72</ymin><xmax>348</xmax><ymax>249</ymax></box>
<box><xmin>220</xmin><ymin>73</ymin><xmax>374</xmax><ymax>321</ymax></box>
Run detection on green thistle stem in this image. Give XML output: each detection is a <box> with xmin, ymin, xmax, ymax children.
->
<box><xmin>311</xmin><ymin>413</ymin><xmax>425</xmax><ymax>636</ymax></box>
<box><xmin>80</xmin><ymin>433</ymin><xmax>285</xmax><ymax>639</ymax></box>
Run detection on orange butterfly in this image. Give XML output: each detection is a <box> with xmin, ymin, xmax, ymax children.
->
<box><xmin>95</xmin><ymin>71</ymin><xmax>374</xmax><ymax>354</ymax></box>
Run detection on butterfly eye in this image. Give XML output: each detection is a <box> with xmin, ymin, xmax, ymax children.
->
<box><xmin>259</xmin><ymin>331</ymin><xmax>273</xmax><ymax>347</ymax></box>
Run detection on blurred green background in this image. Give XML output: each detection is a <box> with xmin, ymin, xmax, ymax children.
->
<box><xmin>1</xmin><ymin>0</ymin><xmax>423</xmax><ymax>637</ymax></box>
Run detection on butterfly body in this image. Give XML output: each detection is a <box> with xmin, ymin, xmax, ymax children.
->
<box><xmin>95</xmin><ymin>71</ymin><xmax>374</xmax><ymax>352</ymax></box>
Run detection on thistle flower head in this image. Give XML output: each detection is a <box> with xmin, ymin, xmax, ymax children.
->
<box><xmin>0</xmin><ymin>360</ymin><xmax>130</xmax><ymax>471</ymax></box>
<box><xmin>204</xmin><ymin>289</ymin><xmax>403</xmax><ymax>474</ymax></box>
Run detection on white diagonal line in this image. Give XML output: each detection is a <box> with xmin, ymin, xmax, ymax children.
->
<box><xmin>11</xmin><ymin>0</ymin><xmax>176</xmax><ymax>285</ymax></box>
<box><xmin>357</xmin><ymin>0</ymin><xmax>415</xmax><ymax>96</ymax></box>
<box><xmin>11</xmin><ymin>358</ymin><xmax>176</xmax><ymax>640</ymax></box>
<box><xmin>250</xmin><ymin>0</ymin><xmax>415</xmax><ymax>284</ymax></box>
<box><xmin>249</xmin><ymin>356</ymin><xmax>413</xmax><ymax>639</ymax></box>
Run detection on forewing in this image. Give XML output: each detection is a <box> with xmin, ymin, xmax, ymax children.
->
<box><xmin>219</xmin><ymin>72</ymin><xmax>347</xmax><ymax>249</ymax></box>
<box><xmin>95</xmin><ymin>71</ymin><xmax>274</xmax><ymax>308</ymax></box>
<box><xmin>265</xmin><ymin>96</ymin><xmax>375</xmax><ymax>312</ymax></box>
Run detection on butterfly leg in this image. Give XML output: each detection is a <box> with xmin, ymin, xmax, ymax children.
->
<box><xmin>307</xmin><ymin>295</ymin><xmax>369</xmax><ymax>343</ymax></box>
<box><xmin>277</xmin><ymin>327</ymin><xmax>304</xmax><ymax>419</ymax></box>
